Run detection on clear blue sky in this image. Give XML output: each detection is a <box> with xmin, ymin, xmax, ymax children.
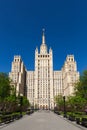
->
<box><xmin>0</xmin><ymin>0</ymin><xmax>87</xmax><ymax>74</ymax></box>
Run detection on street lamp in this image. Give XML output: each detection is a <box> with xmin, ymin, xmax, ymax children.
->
<box><xmin>63</xmin><ymin>96</ymin><xmax>67</xmax><ymax>118</ymax></box>
<box><xmin>20</xmin><ymin>94</ymin><xmax>23</xmax><ymax>117</ymax></box>
<box><xmin>49</xmin><ymin>97</ymin><xmax>50</xmax><ymax>110</ymax></box>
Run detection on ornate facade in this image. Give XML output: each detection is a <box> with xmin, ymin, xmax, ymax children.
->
<box><xmin>9</xmin><ymin>30</ymin><xmax>79</xmax><ymax>109</ymax></box>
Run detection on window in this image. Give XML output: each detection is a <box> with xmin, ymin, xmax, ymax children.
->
<box><xmin>71</xmin><ymin>58</ymin><xmax>73</xmax><ymax>61</ymax></box>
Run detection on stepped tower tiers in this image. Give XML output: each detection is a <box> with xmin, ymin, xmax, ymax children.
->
<box><xmin>34</xmin><ymin>29</ymin><xmax>54</xmax><ymax>109</ymax></box>
<box><xmin>9</xmin><ymin>29</ymin><xmax>79</xmax><ymax>110</ymax></box>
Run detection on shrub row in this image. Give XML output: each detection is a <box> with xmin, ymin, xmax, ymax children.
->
<box><xmin>54</xmin><ymin>111</ymin><xmax>87</xmax><ymax>127</ymax></box>
<box><xmin>0</xmin><ymin>113</ymin><xmax>22</xmax><ymax>125</ymax></box>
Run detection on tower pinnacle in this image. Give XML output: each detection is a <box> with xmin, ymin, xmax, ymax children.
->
<box><xmin>42</xmin><ymin>28</ymin><xmax>45</xmax><ymax>44</ymax></box>
<box><xmin>40</xmin><ymin>28</ymin><xmax>47</xmax><ymax>54</ymax></box>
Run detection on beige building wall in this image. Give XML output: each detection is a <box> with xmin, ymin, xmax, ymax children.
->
<box><xmin>62</xmin><ymin>55</ymin><xmax>79</xmax><ymax>96</ymax></box>
<box><xmin>34</xmin><ymin>32</ymin><xmax>54</xmax><ymax>109</ymax></box>
<box><xmin>26</xmin><ymin>71</ymin><xmax>34</xmax><ymax>106</ymax></box>
<box><xmin>9</xmin><ymin>56</ymin><xmax>26</xmax><ymax>96</ymax></box>
<box><xmin>53</xmin><ymin>71</ymin><xmax>63</xmax><ymax>96</ymax></box>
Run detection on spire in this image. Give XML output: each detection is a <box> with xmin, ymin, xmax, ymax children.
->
<box><xmin>40</xmin><ymin>28</ymin><xmax>47</xmax><ymax>54</ymax></box>
<box><xmin>42</xmin><ymin>28</ymin><xmax>45</xmax><ymax>44</ymax></box>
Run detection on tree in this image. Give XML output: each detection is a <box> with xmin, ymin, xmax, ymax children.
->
<box><xmin>0</xmin><ymin>73</ymin><xmax>11</xmax><ymax>100</ymax></box>
<box><xmin>67</xmin><ymin>96</ymin><xmax>86</xmax><ymax>112</ymax></box>
<box><xmin>54</xmin><ymin>95</ymin><xmax>64</xmax><ymax>111</ymax></box>
<box><xmin>67</xmin><ymin>70</ymin><xmax>87</xmax><ymax>112</ymax></box>
<box><xmin>22</xmin><ymin>96</ymin><xmax>30</xmax><ymax>109</ymax></box>
<box><xmin>0</xmin><ymin>73</ymin><xmax>30</xmax><ymax>113</ymax></box>
<box><xmin>74</xmin><ymin>70</ymin><xmax>87</xmax><ymax>99</ymax></box>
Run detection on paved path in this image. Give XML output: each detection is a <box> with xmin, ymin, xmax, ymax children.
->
<box><xmin>0</xmin><ymin>111</ymin><xmax>86</xmax><ymax>130</ymax></box>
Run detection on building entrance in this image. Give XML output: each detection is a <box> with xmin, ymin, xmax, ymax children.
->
<box><xmin>40</xmin><ymin>105</ymin><xmax>49</xmax><ymax>110</ymax></box>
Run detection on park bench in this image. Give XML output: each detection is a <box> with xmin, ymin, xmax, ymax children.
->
<box><xmin>68</xmin><ymin>115</ymin><xmax>75</xmax><ymax>121</ymax></box>
<box><xmin>54</xmin><ymin>111</ymin><xmax>60</xmax><ymax>115</ymax></box>
<box><xmin>76</xmin><ymin>117</ymin><xmax>80</xmax><ymax>124</ymax></box>
<box><xmin>0</xmin><ymin>115</ymin><xmax>12</xmax><ymax>124</ymax></box>
<box><xmin>81</xmin><ymin>118</ymin><xmax>87</xmax><ymax>127</ymax></box>
<box><xmin>26</xmin><ymin>109</ymin><xmax>34</xmax><ymax>115</ymax></box>
<box><xmin>0</xmin><ymin>113</ymin><xmax>23</xmax><ymax>125</ymax></box>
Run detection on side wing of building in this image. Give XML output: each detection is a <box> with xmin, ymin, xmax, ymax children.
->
<box><xmin>62</xmin><ymin>55</ymin><xmax>79</xmax><ymax>96</ymax></box>
<box><xmin>26</xmin><ymin>71</ymin><xmax>34</xmax><ymax>106</ymax></box>
<box><xmin>53</xmin><ymin>71</ymin><xmax>63</xmax><ymax>97</ymax></box>
<box><xmin>9</xmin><ymin>56</ymin><xmax>26</xmax><ymax>96</ymax></box>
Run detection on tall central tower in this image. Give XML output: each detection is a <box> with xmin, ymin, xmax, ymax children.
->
<box><xmin>34</xmin><ymin>29</ymin><xmax>54</xmax><ymax>109</ymax></box>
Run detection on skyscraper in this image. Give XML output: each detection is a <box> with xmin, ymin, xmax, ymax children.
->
<box><xmin>9</xmin><ymin>30</ymin><xmax>79</xmax><ymax>109</ymax></box>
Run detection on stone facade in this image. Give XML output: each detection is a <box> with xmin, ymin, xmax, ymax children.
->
<box><xmin>9</xmin><ymin>30</ymin><xmax>79</xmax><ymax>109</ymax></box>
<box><xmin>62</xmin><ymin>55</ymin><xmax>79</xmax><ymax>97</ymax></box>
<box><xmin>9</xmin><ymin>56</ymin><xmax>26</xmax><ymax>96</ymax></box>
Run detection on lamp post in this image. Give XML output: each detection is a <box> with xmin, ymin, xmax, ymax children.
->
<box><xmin>49</xmin><ymin>97</ymin><xmax>50</xmax><ymax>110</ymax></box>
<box><xmin>20</xmin><ymin>94</ymin><xmax>23</xmax><ymax>117</ymax></box>
<box><xmin>63</xmin><ymin>96</ymin><xmax>67</xmax><ymax>118</ymax></box>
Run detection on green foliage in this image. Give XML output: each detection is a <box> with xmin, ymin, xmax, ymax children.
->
<box><xmin>22</xmin><ymin>96</ymin><xmax>30</xmax><ymax>106</ymax></box>
<box><xmin>5</xmin><ymin>95</ymin><xmax>16</xmax><ymax>102</ymax></box>
<box><xmin>54</xmin><ymin>95</ymin><xmax>64</xmax><ymax>111</ymax></box>
<box><xmin>67</xmin><ymin>70</ymin><xmax>87</xmax><ymax>112</ymax></box>
<box><xmin>67</xmin><ymin>96</ymin><xmax>86</xmax><ymax>112</ymax></box>
<box><xmin>0</xmin><ymin>73</ymin><xmax>11</xmax><ymax>99</ymax></box>
<box><xmin>0</xmin><ymin>72</ymin><xmax>30</xmax><ymax>113</ymax></box>
<box><xmin>75</xmin><ymin>70</ymin><xmax>87</xmax><ymax>99</ymax></box>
